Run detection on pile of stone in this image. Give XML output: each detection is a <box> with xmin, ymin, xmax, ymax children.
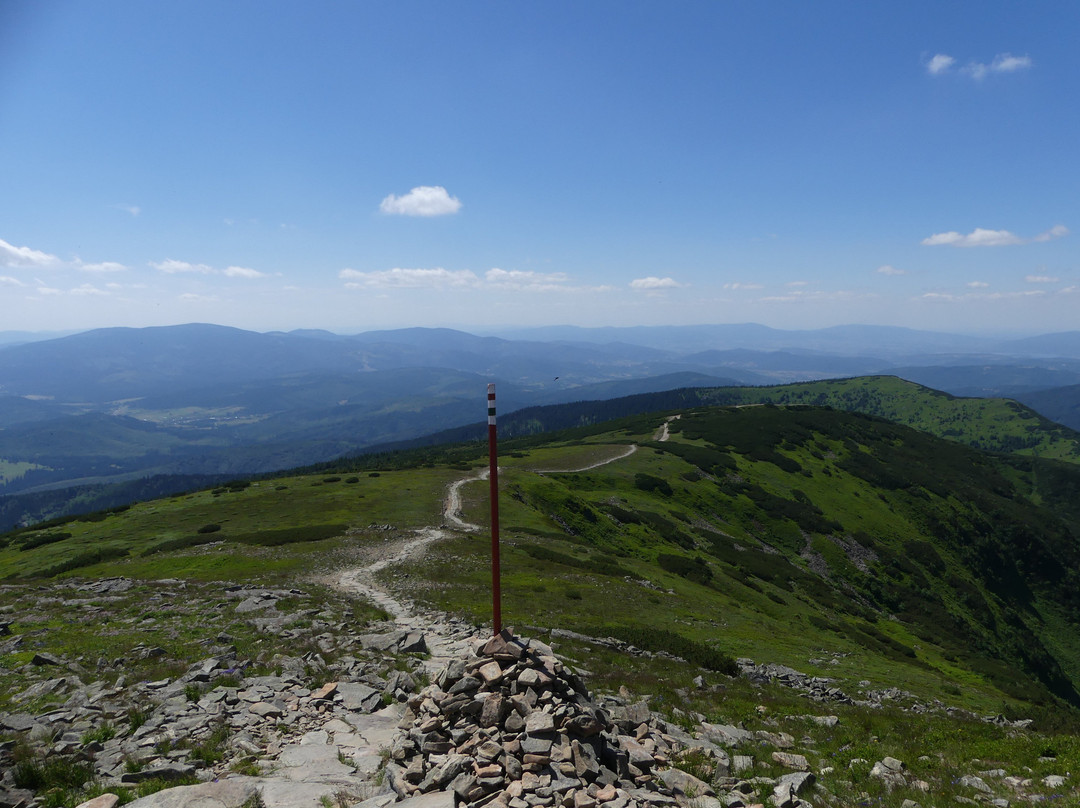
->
<box><xmin>385</xmin><ymin>630</ymin><xmax>714</xmax><ymax>808</ymax></box>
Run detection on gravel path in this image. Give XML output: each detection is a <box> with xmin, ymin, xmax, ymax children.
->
<box><xmin>334</xmin><ymin>419</ymin><xmax>666</xmax><ymax>647</ymax></box>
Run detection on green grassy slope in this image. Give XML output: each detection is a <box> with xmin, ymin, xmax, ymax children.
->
<box><xmin>395</xmin><ymin>406</ymin><xmax>1080</xmax><ymax>712</ymax></box>
<box><xmin>6</xmin><ymin>404</ymin><xmax>1080</xmax><ymax>719</ymax></box>
<box><xmin>710</xmin><ymin>376</ymin><xmax>1080</xmax><ymax>462</ymax></box>
<box><xmin>396</xmin><ymin>375</ymin><xmax>1080</xmax><ymax>466</ymax></box>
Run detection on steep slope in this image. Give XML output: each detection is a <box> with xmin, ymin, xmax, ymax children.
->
<box><xmin>708</xmin><ymin>376</ymin><xmax>1080</xmax><ymax>462</ymax></box>
<box><xmin>387</xmin><ymin>406</ymin><xmax>1080</xmax><ymax>708</ymax></box>
<box><xmin>1015</xmin><ymin>383</ymin><xmax>1080</xmax><ymax>432</ymax></box>
<box><xmin>387</xmin><ymin>376</ymin><xmax>1080</xmax><ymax>466</ymax></box>
<box><xmin>13</xmin><ymin>404</ymin><xmax>1080</xmax><ymax>711</ymax></box>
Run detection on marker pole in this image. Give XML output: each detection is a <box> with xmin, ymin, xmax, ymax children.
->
<box><xmin>487</xmin><ymin>383</ymin><xmax>502</xmax><ymax>635</ymax></box>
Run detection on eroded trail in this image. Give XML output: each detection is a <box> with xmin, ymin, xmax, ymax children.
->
<box><xmin>333</xmin><ymin>417</ymin><xmax>669</xmax><ymax>642</ymax></box>
<box><xmin>334</xmin><ymin>470</ymin><xmax>486</xmax><ymax>623</ymax></box>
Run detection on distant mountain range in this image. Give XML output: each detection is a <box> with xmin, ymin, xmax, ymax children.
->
<box><xmin>489</xmin><ymin>323</ymin><xmax>1080</xmax><ymax>359</ymax></box>
<box><xmin>1</xmin><ymin>321</ymin><xmax>1080</xmax><ymax>525</ymax></box>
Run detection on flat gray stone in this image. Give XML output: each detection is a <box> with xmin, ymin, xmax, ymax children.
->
<box><xmin>618</xmin><ymin>736</ymin><xmax>655</xmax><ymax>768</ymax></box>
<box><xmin>255</xmin><ymin>778</ymin><xmax>345</xmax><ymax>808</ymax></box>
<box><xmin>702</xmin><ymin>722</ymin><xmax>754</xmax><ymax>746</ymax></box>
<box><xmin>250</xmin><ymin>701</ymin><xmax>283</xmax><ymax>718</ymax></box>
<box><xmin>358</xmin><ymin>631</ymin><xmax>405</xmax><ymax>651</ymax></box>
<box><xmin>777</xmin><ymin>772</ymin><xmax>815</xmax><ymax>796</ymax></box>
<box><xmin>771</xmin><ymin>752</ymin><xmax>809</xmax><ymax>771</ymax></box>
<box><xmin>121</xmin><ymin>764</ymin><xmax>196</xmax><ymax>784</ymax></box>
<box><xmin>338</xmin><ymin>683</ymin><xmax>382</xmax><ymax>712</ymax></box>
<box><xmin>278</xmin><ymin>744</ymin><xmax>356</xmax><ymax>781</ymax></box>
<box><xmin>395</xmin><ymin>791</ymin><xmax>457</xmax><ymax>808</ymax></box>
<box><xmin>75</xmin><ymin>795</ymin><xmax>121</xmax><ymax>808</ymax></box>
<box><xmin>399</xmin><ymin>632</ymin><xmax>428</xmax><ymax>654</ymax></box>
<box><xmin>124</xmin><ymin>778</ymin><xmax>257</xmax><ymax>807</ymax></box>
<box><xmin>659</xmin><ymin>768</ymin><xmax>715</xmax><ymax>797</ymax></box>
<box><xmin>0</xmin><ymin>712</ymin><xmax>37</xmax><ymax>732</ymax></box>
<box><xmin>959</xmin><ymin>775</ymin><xmax>991</xmax><ymax>793</ymax></box>
<box><xmin>525</xmin><ymin>710</ymin><xmax>556</xmax><ymax>734</ymax></box>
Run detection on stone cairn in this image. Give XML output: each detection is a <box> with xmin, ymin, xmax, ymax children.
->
<box><xmin>386</xmin><ymin>630</ymin><xmax>700</xmax><ymax>808</ymax></box>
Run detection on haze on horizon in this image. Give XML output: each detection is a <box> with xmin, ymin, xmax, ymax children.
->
<box><xmin>1</xmin><ymin>2</ymin><xmax>1076</xmax><ymax>336</ymax></box>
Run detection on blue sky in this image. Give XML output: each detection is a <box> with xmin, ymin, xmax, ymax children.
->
<box><xmin>1</xmin><ymin>1</ymin><xmax>1076</xmax><ymax>335</ymax></box>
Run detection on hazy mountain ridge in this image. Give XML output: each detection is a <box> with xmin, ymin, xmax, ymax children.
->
<box><xmin>2</xmin><ymin>323</ymin><xmax>1080</xmax><ymax>524</ymax></box>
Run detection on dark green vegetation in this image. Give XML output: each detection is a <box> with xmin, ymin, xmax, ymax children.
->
<box><xmin>4</xmin><ymin>321</ymin><xmax>1080</xmax><ymax>537</ymax></box>
<box><xmin>5</xmin><ymin>369</ymin><xmax>1080</xmax><ymax>534</ymax></box>
<box><xmin>712</xmin><ymin>376</ymin><xmax>1080</xmax><ymax>462</ymax></box>
<box><xmin>8</xmin><ymin>400</ymin><xmax>1080</xmax><ymax>804</ymax></box>
<box><xmin>0</xmin><ymin>467</ymin><xmax>452</xmax><ymax>579</ymax></box>
<box><xmin>5</xmin><ymin>401</ymin><xmax>1080</xmax><ymax>713</ymax></box>
<box><xmin>388</xmin><ymin>405</ymin><xmax>1080</xmax><ymax>716</ymax></box>
<box><xmin>446</xmin><ymin>376</ymin><xmax>1080</xmax><ymax>464</ymax></box>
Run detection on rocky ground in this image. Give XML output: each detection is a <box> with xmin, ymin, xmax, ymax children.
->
<box><xmin>1</xmin><ymin>565</ymin><xmax>1074</xmax><ymax>808</ymax></box>
<box><xmin>1</xmin><ymin>459</ymin><xmax>1074</xmax><ymax>808</ymax></box>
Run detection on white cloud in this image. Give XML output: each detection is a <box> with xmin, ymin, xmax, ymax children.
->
<box><xmin>0</xmin><ymin>238</ymin><xmax>60</xmax><ymax>268</ymax></box>
<box><xmin>114</xmin><ymin>204</ymin><xmax>141</xmax><ymax>217</ymax></box>
<box><xmin>921</xmin><ymin>228</ymin><xmax>1023</xmax><ymax>247</ymax></box>
<box><xmin>921</xmin><ymin>288</ymin><xmax>1045</xmax><ymax>303</ymax></box>
<box><xmin>927</xmin><ymin>54</ymin><xmax>955</xmax><ymax>75</ymax></box>
<box><xmin>963</xmin><ymin>53</ymin><xmax>1032</xmax><ymax>80</ymax></box>
<box><xmin>923</xmin><ymin>225</ymin><xmax>1067</xmax><ymax>247</ymax></box>
<box><xmin>0</xmin><ymin>275</ymin><xmax>26</xmax><ymax>287</ymax></box>
<box><xmin>967</xmin><ymin>281</ymin><xmax>989</xmax><ymax>288</ymax></box>
<box><xmin>486</xmin><ymin>268</ymin><xmax>572</xmax><ymax>291</ymax></box>
<box><xmin>340</xmin><ymin>267</ymin><xmax>479</xmax><ymax>288</ymax></box>
<box><xmin>1026</xmin><ymin>274</ymin><xmax>1060</xmax><ymax>283</ymax></box>
<box><xmin>990</xmin><ymin>53</ymin><xmax>1032</xmax><ymax>73</ymax></box>
<box><xmin>1034</xmin><ymin>224</ymin><xmax>1069</xmax><ymax>242</ymax></box>
<box><xmin>223</xmin><ymin>266</ymin><xmax>266</xmax><ymax>279</ymax></box>
<box><xmin>152</xmin><ymin>259</ymin><xmax>215</xmax><ymax>274</ymax></box>
<box><xmin>80</xmin><ymin>261</ymin><xmax>127</xmax><ymax>273</ymax></box>
<box><xmin>25</xmin><ymin>282</ymin><xmax>111</xmax><ymax>297</ymax></box>
<box><xmin>179</xmin><ymin>292</ymin><xmax>219</xmax><ymax>303</ymax></box>
<box><xmin>630</xmin><ymin>276</ymin><xmax>683</xmax><ymax>290</ymax></box>
<box><xmin>487</xmin><ymin>268</ymin><xmax>568</xmax><ymax>284</ymax></box>
<box><xmin>379</xmin><ymin>186</ymin><xmax>462</xmax><ymax>217</ymax></box>
<box><xmin>149</xmin><ymin>260</ymin><xmax>268</xmax><ymax>278</ymax></box>
<box><xmin>786</xmin><ymin>281</ymin><xmax>810</xmax><ymax>287</ymax></box>
<box><xmin>989</xmin><ymin>290</ymin><xmax>1045</xmax><ymax>299</ymax></box>
<box><xmin>758</xmin><ymin>289</ymin><xmax>870</xmax><ymax>304</ymax></box>
<box><xmin>876</xmin><ymin>265</ymin><xmax>906</xmax><ymax>276</ymax></box>
<box><xmin>722</xmin><ymin>281</ymin><xmax>763</xmax><ymax>290</ymax></box>
<box><xmin>70</xmin><ymin>284</ymin><xmax>107</xmax><ymax>296</ymax></box>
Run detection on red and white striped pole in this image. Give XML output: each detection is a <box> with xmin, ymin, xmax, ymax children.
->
<box><xmin>487</xmin><ymin>383</ymin><xmax>502</xmax><ymax>636</ymax></box>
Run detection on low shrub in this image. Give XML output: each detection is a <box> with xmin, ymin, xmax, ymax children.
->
<box><xmin>634</xmin><ymin>473</ymin><xmax>673</xmax><ymax>496</ymax></box>
<box><xmin>657</xmin><ymin>553</ymin><xmax>713</xmax><ymax>586</ymax></box>
<box><xmin>38</xmin><ymin>546</ymin><xmax>129</xmax><ymax>577</ymax></box>
<box><xmin>18</xmin><ymin>532</ymin><xmax>71</xmax><ymax>551</ymax></box>
<box><xmin>142</xmin><ymin>534</ymin><xmax>221</xmax><ymax>556</ymax></box>
<box><xmin>230</xmin><ymin>523</ymin><xmax>346</xmax><ymax>546</ymax></box>
<box><xmin>590</xmin><ymin>625</ymin><xmax>738</xmax><ymax>674</ymax></box>
<box><xmin>519</xmin><ymin>544</ymin><xmax>631</xmax><ymax>578</ymax></box>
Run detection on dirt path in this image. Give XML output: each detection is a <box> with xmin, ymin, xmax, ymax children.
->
<box><xmin>534</xmin><ymin>444</ymin><xmax>638</xmax><ymax>473</ymax></box>
<box><xmin>654</xmin><ymin>413</ymin><xmax>680</xmax><ymax>442</ymax></box>
<box><xmin>444</xmin><ymin>468</ymin><xmax>487</xmax><ymax>531</ymax></box>
<box><xmin>334</xmin><ymin>415</ymin><xmax>670</xmax><ymax>630</ymax></box>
